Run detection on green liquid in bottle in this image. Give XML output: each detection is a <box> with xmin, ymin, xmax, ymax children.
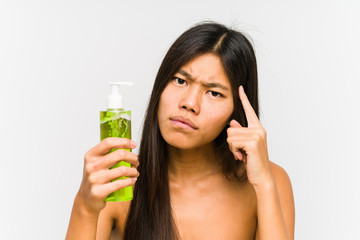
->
<box><xmin>100</xmin><ymin>110</ymin><xmax>132</xmax><ymax>202</ymax></box>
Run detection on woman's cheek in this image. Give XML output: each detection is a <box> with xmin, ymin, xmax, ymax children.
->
<box><xmin>202</xmin><ymin>115</ymin><xmax>228</xmax><ymax>139</ymax></box>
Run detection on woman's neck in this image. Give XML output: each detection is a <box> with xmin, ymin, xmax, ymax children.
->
<box><xmin>167</xmin><ymin>143</ymin><xmax>222</xmax><ymax>183</ymax></box>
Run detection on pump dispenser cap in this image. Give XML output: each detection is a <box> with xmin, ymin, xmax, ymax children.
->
<box><xmin>107</xmin><ymin>82</ymin><xmax>133</xmax><ymax>109</ymax></box>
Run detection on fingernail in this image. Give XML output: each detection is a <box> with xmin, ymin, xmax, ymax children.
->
<box><xmin>130</xmin><ymin>140</ymin><xmax>137</xmax><ymax>148</ymax></box>
<box><xmin>132</xmin><ymin>177</ymin><xmax>138</xmax><ymax>183</ymax></box>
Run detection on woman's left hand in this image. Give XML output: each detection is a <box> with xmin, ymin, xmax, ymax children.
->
<box><xmin>227</xmin><ymin>85</ymin><xmax>273</xmax><ymax>188</ymax></box>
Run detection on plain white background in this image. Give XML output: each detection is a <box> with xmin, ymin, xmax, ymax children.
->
<box><xmin>1</xmin><ymin>1</ymin><xmax>359</xmax><ymax>239</ymax></box>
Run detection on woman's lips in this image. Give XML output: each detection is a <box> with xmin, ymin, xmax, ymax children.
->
<box><xmin>170</xmin><ymin>116</ymin><xmax>198</xmax><ymax>130</ymax></box>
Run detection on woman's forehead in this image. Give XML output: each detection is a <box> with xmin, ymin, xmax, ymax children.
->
<box><xmin>177</xmin><ymin>53</ymin><xmax>231</xmax><ymax>88</ymax></box>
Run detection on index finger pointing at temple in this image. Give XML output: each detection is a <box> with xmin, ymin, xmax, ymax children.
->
<box><xmin>239</xmin><ymin>85</ymin><xmax>261</xmax><ymax>128</ymax></box>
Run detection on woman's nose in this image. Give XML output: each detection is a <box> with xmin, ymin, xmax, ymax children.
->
<box><xmin>179</xmin><ymin>88</ymin><xmax>201</xmax><ymax>114</ymax></box>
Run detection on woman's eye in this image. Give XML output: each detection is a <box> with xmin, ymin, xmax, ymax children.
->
<box><xmin>173</xmin><ymin>77</ymin><xmax>187</xmax><ymax>85</ymax></box>
<box><xmin>208</xmin><ymin>91</ymin><xmax>222</xmax><ymax>98</ymax></box>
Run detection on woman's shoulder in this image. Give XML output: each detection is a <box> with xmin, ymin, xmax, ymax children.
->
<box><xmin>269</xmin><ymin>161</ymin><xmax>293</xmax><ymax>191</ymax></box>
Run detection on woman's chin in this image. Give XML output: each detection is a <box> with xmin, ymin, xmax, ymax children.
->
<box><xmin>164</xmin><ymin>136</ymin><xmax>214</xmax><ymax>151</ymax></box>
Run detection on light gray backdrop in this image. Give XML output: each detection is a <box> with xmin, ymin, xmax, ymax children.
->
<box><xmin>1</xmin><ymin>1</ymin><xmax>359</xmax><ymax>239</ymax></box>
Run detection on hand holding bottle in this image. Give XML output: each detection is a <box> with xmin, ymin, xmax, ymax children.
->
<box><xmin>76</xmin><ymin>137</ymin><xmax>139</xmax><ymax>214</ymax></box>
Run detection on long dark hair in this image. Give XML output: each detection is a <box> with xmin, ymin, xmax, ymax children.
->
<box><xmin>124</xmin><ymin>22</ymin><xmax>259</xmax><ymax>240</ymax></box>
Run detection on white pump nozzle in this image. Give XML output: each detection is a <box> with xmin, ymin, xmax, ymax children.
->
<box><xmin>107</xmin><ymin>82</ymin><xmax>133</xmax><ymax>109</ymax></box>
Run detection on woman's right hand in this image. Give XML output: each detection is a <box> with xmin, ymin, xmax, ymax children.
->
<box><xmin>76</xmin><ymin>137</ymin><xmax>139</xmax><ymax>215</ymax></box>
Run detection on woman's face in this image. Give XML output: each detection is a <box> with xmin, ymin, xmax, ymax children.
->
<box><xmin>157</xmin><ymin>53</ymin><xmax>234</xmax><ymax>150</ymax></box>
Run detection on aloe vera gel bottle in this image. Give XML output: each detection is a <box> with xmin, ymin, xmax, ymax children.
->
<box><xmin>100</xmin><ymin>82</ymin><xmax>133</xmax><ymax>202</ymax></box>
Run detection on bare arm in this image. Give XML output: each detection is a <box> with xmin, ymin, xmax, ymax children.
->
<box><xmin>66</xmin><ymin>194</ymin><xmax>101</xmax><ymax>240</ymax></box>
<box><xmin>255</xmin><ymin>162</ymin><xmax>295</xmax><ymax>240</ymax></box>
<box><xmin>66</xmin><ymin>138</ymin><xmax>139</xmax><ymax>240</ymax></box>
<box><xmin>227</xmin><ymin>86</ymin><xmax>294</xmax><ymax>240</ymax></box>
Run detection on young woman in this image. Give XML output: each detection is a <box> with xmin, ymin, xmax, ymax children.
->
<box><xmin>66</xmin><ymin>22</ymin><xmax>295</xmax><ymax>240</ymax></box>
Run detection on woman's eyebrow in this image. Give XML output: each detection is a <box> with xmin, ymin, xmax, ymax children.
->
<box><xmin>177</xmin><ymin>69</ymin><xmax>229</xmax><ymax>91</ymax></box>
<box><xmin>178</xmin><ymin>69</ymin><xmax>193</xmax><ymax>81</ymax></box>
<box><xmin>202</xmin><ymin>82</ymin><xmax>229</xmax><ymax>91</ymax></box>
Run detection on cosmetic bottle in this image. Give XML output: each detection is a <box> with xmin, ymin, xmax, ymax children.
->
<box><xmin>100</xmin><ymin>82</ymin><xmax>133</xmax><ymax>202</ymax></box>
